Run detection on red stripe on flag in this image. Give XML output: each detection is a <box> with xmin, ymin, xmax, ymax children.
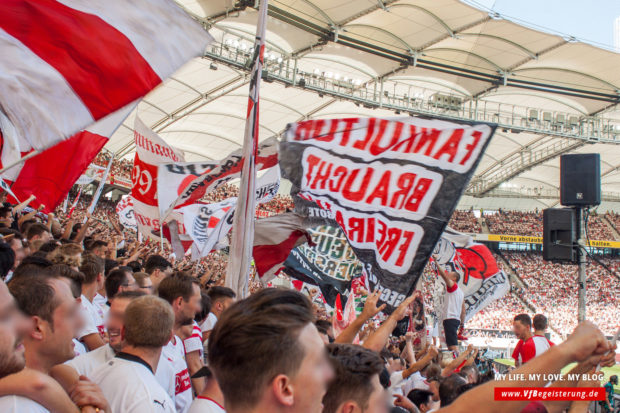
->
<box><xmin>9</xmin><ymin>130</ymin><xmax>108</xmax><ymax>213</ymax></box>
<box><xmin>253</xmin><ymin>229</ymin><xmax>307</xmax><ymax>278</ymax></box>
<box><xmin>0</xmin><ymin>0</ymin><xmax>161</xmax><ymax>120</ymax></box>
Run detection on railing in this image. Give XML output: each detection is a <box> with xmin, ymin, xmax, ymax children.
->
<box><xmin>206</xmin><ymin>41</ymin><xmax>620</xmax><ymax>144</ymax></box>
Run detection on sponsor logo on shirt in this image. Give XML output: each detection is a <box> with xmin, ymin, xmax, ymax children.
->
<box><xmin>175</xmin><ymin>368</ymin><xmax>191</xmax><ymax>394</ymax></box>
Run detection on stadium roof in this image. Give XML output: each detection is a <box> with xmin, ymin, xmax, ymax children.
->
<box><xmin>107</xmin><ymin>0</ymin><xmax>620</xmax><ymax>211</ymax></box>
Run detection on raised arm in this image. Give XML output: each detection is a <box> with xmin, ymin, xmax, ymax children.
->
<box><xmin>335</xmin><ymin>290</ymin><xmax>385</xmax><ymax>344</ymax></box>
<box><xmin>403</xmin><ymin>345</ymin><xmax>438</xmax><ymax>379</ymax></box>
<box><xmin>434</xmin><ymin>257</ymin><xmax>455</xmax><ymax>289</ymax></box>
<box><xmin>363</xmin><ymin>295</ymin><xmax>414</xmax><ymax>352</ymax></box>
<box><xmin>437</xmin><ymin>322</ymin><xmax>614</xmax><ymax>413</ymax></box>
<box><xmin>12</xmin><ymin>194</ymin><xmax>35</xmax><ymax>214</ymax></box>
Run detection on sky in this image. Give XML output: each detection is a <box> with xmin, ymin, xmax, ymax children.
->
<box><xmin>469</xmin><ymin>0</ymin><xmax>620</xmax><ymax>50</ymax></box>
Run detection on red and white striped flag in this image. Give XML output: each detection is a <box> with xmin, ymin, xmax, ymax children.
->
<box><xmin>226</xmin><ymin>0</ymin><xmax>269</xmax><ymax>297</ymax></box>
<box><xmin>67</xmin><ymin>187</ymin><xmax>83</xmax><ymax>219</ymax></box>
<box><xmin>3</xmin><ymin>105</ymin><xmax>134</xmax><ymax>213</ymax></box>
<box><xmin>0</xmin><ymin>0</ymin><xmax>212</xmax><ymax>169</ymax></box>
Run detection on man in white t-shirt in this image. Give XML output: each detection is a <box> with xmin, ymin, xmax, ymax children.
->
<box><xmin>201</xmin><ymin>286</ymin><xmax>236</xmax><ymax>341</ymax></box>
<box><xmin>91</xmin><ymin>295</ymin><xmax>175</xmax><ymax>412</ymax></box>
<box><xmin>159</xmin><ymin>274</ymin><xmax>202</xmax><ymax>413</ymax></box>
<box><xmin>5</xmin><ymin>269</ymin><xmax>109</xmax><ymax>412</ymax></box>
<box><xmin>51</xmin><ymin>291</ymin><xmax>175</xmax><ymax>402</ymax></box>
<box><xmin>77</xmin><ymin>255</ymin><xmax>106</xmax><ymax>351</ymax></box>
<box><xmin>434</xmin><ymin>258</ymin><xmax>464</xmax><ymax>352</ymax></box>
<box><xmin>532</xmin><ymin>314</ymin><xmax>555</xmax><ymax>356</ymax></box>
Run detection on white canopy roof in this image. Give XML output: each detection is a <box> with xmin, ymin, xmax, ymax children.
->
<box><xmin>107</xmin><ymin>0</ymin><xmax>620</xmax><ymax>210</ymax></box>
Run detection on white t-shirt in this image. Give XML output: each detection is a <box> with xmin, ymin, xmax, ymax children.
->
<box><xmin>81</xmin><ymin>294</ymin><xmax>106</xmax><ymax>337</ymax></box>
<box><xmin>443</xmin><ymin>283</ymin><xmax>464</xmax><ymax>320</ymax></box>
<box><xmin>77</xmin><ymin>300</ymin><xmax>99</xmax><ymax>341</ymax></box>
<box><xmin>93</xmin><ymin>293</ymin><xmax>109</xmax><ymax>319</ymax></box>
<box><xmin>66</xmin><ymin>344</ymin><xmax>176</xmax><ymax>403</ymax></box>
<box><xmin>200</xmin><ymin>313</ymin><xmax>217</xmax><ymax>332</ymax></box>
<box><xmin>162</xmin><ymin>336</ymin><xmax>192</xmax><ymax>413</ymax></box>
<box><xmin>0</xmin><ymin>395</ymin><xmax>49</xmax><ymax>412</ymax></box>
<box><xmin>183</xmin><ymin>321</ymin><xmax>204</xmax><ymax>359</ymax></box>
<box><xmin>188</xmin><ymin>397</ymin><xmax>225</xmax><ymax>413</ymax></box>
<box><xmin>532</xmin><ymin>335</ymin><xmax>553</xmax><ymax>356</ymax></box>
<box><xmin>92</xmin><ymin>355</ymin><xmax>175</xmax><ymax>413</ymax></box>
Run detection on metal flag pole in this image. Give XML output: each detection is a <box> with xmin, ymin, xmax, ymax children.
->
<box><xmin>576</xmin><ymin>207</ymin><xmax>586</xmax><ymax>322</ymax></box>
<box><xmin>225</xmin><ymin>0</ymin><xmax>268</xmax><ymax>298</ymax></box>
<box><xmin>86</xmin><ymin>152</ymin><xmax>115</xmax><ymax>220</ymax></box>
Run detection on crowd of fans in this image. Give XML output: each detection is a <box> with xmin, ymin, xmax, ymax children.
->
<box><xmin>0</xmin><ymin>181</ymin><xmax>615</xmax><ymax>413</ymax></box>
<box><xmin>447</xmin><ymin>210</ymin><xmax>481</xmax><ymax>233</ymax></box>
<box><xmin>501</xmin><ymin>252</ymin><xmax>619</xmax><ymax>337</ymax></box>
<box><xmin>485</xmin><ymin>210</ymin><xmax>543</xmax><ymax>237</ymax></box>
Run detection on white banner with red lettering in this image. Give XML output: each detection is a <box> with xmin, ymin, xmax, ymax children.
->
<box><xmin>158</xmin><ymin>136</ymin><xmax>280</xmax><ymax>220</ymax></box>
<box><xmin>182</xmin><ymin>166</ymin><xmax>280</xmax><ymax>257</ymax></box>
<box><xmin>116</xmin><ymin>195</ymin><xmax>137</xmax><ymax>231</ymax></box>
<box><xmin>131</xmin><ymin>117</ymin><xmax>186</xmax><ymax>240</ymax></box>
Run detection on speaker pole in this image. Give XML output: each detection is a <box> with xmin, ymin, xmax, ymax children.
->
<box><xmin>576</xmin><ymin>207</ymin><xmax>586</xmax><ymax>322</ymax></box>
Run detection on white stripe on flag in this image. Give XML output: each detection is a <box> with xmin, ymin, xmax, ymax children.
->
<box><xmin>0</xmin><ymin>28</ymin><xmax>95</xmax><ymax>150</ymax></box>
<box><xmin>57</xmin><ymin>0</ymin><xmax>212</xmax><ymax>79</ymax></box>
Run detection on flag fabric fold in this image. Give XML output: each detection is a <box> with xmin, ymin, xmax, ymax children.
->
<box><xmin>0</xmin><ymin>0</ymin><xmax>212</xmax><ymax>163</ymax></box>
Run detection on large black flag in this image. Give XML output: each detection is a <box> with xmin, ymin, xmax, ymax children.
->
<box><xmin>279</xmin><ymin>116</ymin><xmax>495</xmax><ymax>312</ymax></box>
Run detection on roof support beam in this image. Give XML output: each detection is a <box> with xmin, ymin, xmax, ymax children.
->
<box><xmin>468</xmin><ymin>138</ymin><xmax>587</xmax><ymax>196</ymax></box>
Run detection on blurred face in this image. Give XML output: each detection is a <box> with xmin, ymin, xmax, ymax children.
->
<box><xmin>120</xmin><ymin>272</ymin><xmax>138</xmax><ymax>292</ymax></box>
<box><xmin>0</xmin><ymin>213</ymin><xmax>13</xmax><ymax>226</ymax></box>
<box><xmin>37</xmin><ymin>279</ymin><xmax>81</xmax><ymax>366</ymax></box>
<box><xmin>137</xmin><ymin>277</ymin><xmax>153</xmax><ymax>295</ymax></box>
<box><xmin>289</xmin><ymin>323</ymin><xmax>334</xmax><ymax>413</ymax></box>
<box><xmin>39</xmin><ymin>231</ymin><xmax>52</xmax><ymax>243</ymax></box>
<box><xmin>363</xmin><ymin>374</ymin><xmax>389</xmax><ymax>413</ymax></box>
<box><xmin>93</xmin><ymin>246</ymin><xmax>107</xmax><ymax>259</ymax></box>
<box><xmin>179</xmin><ymin>284</ymin><xmax>201</xmax><ymax>326</ymax></box>
<box><xmin>387</xmin><ymin>358</ymin><xmax>404</xmax><ymax>373</ymax></box>
<box><xmin>214</xmin><ymin>297</ymin><xmax>234</xmax><ymax>317</ymax></box>
<box><xmin>0</xmin><ymin>282</ymin><xmax>29</xmax><ymax>377</ymax></box>
<box><xmin>107</xmin><ymin>298</ymin><xmax>131</xmax><ymax>352</ymax></box>
<box><xmin>512</xmin><ymin>320</ymin><xmax>529</xmax><ymax>340</ymax></box>
<box><xmin>9</xmin><ymin>238</ymin><xmax>25</xmax><ymax>269</ymax></box>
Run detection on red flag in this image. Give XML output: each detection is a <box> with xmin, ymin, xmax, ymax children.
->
<box><xmin>6</xmin><ymin>106</ymin><xmax>133</xmax><ymax>213</ymax></box>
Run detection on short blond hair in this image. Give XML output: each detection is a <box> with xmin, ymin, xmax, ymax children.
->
<box><xmin>124</xmin><ymin>296</ymin><xmax>173</xmax><ymax>348</ymax></box>
<box><xmin>133</xmin><ymin>272</ymin><xmax>151</xmax><ymax>288</ymax></box>
<box><xmin>48</xmin><ymin>243</ymin><xmax>83</xmax><ymax>267</ymax></box>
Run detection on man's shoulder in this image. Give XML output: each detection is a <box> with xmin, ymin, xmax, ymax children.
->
<box><xmin>0</xmin><ymin>395</ymin><xmax>49</xmax><ymax>412</ymax></box>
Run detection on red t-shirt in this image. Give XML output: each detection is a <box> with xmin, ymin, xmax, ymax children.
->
<box><xmin>512</xmin><ymin>337</ymin><xmax>537</xmax><ymax>364</ymax></box>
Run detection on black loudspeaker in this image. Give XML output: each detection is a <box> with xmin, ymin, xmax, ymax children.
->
<box><xmin>543</xmin><ymin>208</ymin><xmax>577</xmax><ymax>263</ymax></box>
<box><xmin>560</xmin><ymin>154</ymin><xmax>600</xmax><ymax>206</ymax></box>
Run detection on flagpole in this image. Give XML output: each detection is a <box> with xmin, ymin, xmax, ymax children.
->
<box><xmin>225</xmin><ymin>0</ymin><xmax>268</xmax><ymax>298</ymax></box>
<box><xmin>0</xmin><ymin>150</ymin><xmax>40</xmax><ymax>175</ymax></box>
<box><xmin>86</xmin><ymin>152</ymin><xmax>115</xmax><ymax>217</ymax></box>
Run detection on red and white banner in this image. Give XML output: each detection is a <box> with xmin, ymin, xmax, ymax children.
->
<box><xmin>0</xmin><ymin>0</ymin><xmax>212</xmax><ymax>165</ymax></box>
<box><xmin>158</xmin><ymin>136</ymin><xmax>279</xmax><ymax>220</ymax></box>
<box><xmin>253</xmin><ymin>212</ymin><xmax>312</xmax><ymax>283</ymax></box>
<box><xmin>131</xmin><ymin>117</ymin><xmax>185</xmax><ymax>240</ymax></box>
<box><xmin>116</xmin><ymin>195</ymin><xmax>137</xmax><ymax>231</ymax></box>
<box><xmin>3</xmin><ymin>105</ymin><xmax>134</xmax><ymax>213</ymax></box>
<box><xmin>183</xmin><ymin>166</ymin><xmax>280</xmax><ymax>258</ymax></box>
<box><xmin>431</xmin><ymin>228</ymin><xmax>510</xmax><ymax>329</ymax></box>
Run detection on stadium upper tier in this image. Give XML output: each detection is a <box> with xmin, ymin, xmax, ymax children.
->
<box><xmin>104</xmin><ymin>0</ymin><xmax>620</xmax><ymax>212</ymax></box>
